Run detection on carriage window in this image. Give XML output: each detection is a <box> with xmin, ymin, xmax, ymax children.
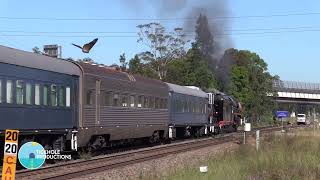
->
<box><xmin>104</xmin><ymin>92</ymin><xmax>112</xmax><ymax>106</ymax></box>
<box><xmin>138</xmin><ymin>96</ymin><xmax>143</xmax><ymax>108</ymax></box>
<box><xmin>184</xmin><ymin>101</ymin><xmax>188</xmax><ymax>112</ymax></box>
<box><xmin>35</xmin><ymin>84</ymin><xmax>40</xmax><ymax>105</ymax></box>
<box><xmin>121</xmin><ymin>94</ymin><xmax>128</xmax><ymax>107</ymax></box>
<box><xmin>155</xmin><ymin>98</ymin><xmax>159</xmax><ymax>109</ymax></box>
<box><xmin>192</xmin><ymin>102</ymin><xmax>196</xmax><ymax>113</ymax></box>
<box><xmin>66</xmin><ymin>87</ymin><xmax>71</xmax><ymax>107</ymax></box>
<box><xmin>149</xmin><ymin>97</ymin><xmax>154</xmax><ymax>109</ymax></box>
<box><xmin>165</xmin><ymin>99</ymin><xmax>168</xmax><ymax>109</ymax></box>
<box><xmin>113</xmin><ymin>93</ymin><xmax>119</xmax><ymax>106</ymax></box>
<box><xmin>59</xmin><ymin>86</ymin><xmax>65</xmax><ymax>107</ymax></box>
<box><xmin>26</xmin><ymin>83</ymin><xmax>32</xmax><ymax>105</ymax></box>
<box><xmin>0</xmin><ymin>80</ymin><xmax>2</xmax><ymax>103</ymax></box>
<box><xmin>160</xmin><ymin>99</ymin><xmax>164</xmax><ymax>109</ymax></box>
<box><xmin>16</xmin><ymin>80</ymin><xmax>24</xmax><ymax>104</ymax></box>
<box><xmin>144</xmin><ymin>96</ymin><xmax>149</xmax><ymax>108</ymax></box>
<box><xmin>6</xmin><ymin>80</ymin><xmax>13</xmax><ymax>104</ymax></box>
<box><xmin>51</xmin><ymin>84</ymin><xmax>57</xmax><ymax>106</ymax></box>
<box><xmin>43</xmin><ymin>85</ymin><xmax>48</xmax><ymax>106</ymax></box>
<box><xmin>130</xmin><ymin>95</ymin><xmax>135</xmax><ymax>107</ymax></box>
<box><xmin>86</xmin><ymin>90</ymin><xmax>93</xmax><ymax>105</ymax></box>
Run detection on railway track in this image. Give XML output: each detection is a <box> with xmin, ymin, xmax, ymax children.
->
<box><xmin>4</xmin><ymin>125</ymin><xmax>301</xmax><ymax>180</ymax></box>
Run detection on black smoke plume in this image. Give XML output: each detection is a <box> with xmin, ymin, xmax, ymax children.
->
<box><xmin>121</xmin><ymin>0</ymin><xmax>234</xmax><ymax>90</ymax></box>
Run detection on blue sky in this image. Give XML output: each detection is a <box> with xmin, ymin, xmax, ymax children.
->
<box><xmin>0</xmin><ymin>0</ymin><xmax>319</xmax><ymax>82</ymax></box>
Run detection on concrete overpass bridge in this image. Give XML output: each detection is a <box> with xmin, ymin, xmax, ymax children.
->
<box><xmin>273</xmin><ymin>80</ymin><xmax>320</xmax><ymax>118</ymax></box>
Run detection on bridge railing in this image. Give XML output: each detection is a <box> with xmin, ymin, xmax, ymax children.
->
<box><xmin>273</xmin><ymin>80</ymin><xmax>320</xmax><ymax>94</ymax></box>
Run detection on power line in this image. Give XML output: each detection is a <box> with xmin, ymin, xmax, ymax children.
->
<box><xmin>0</xmin><ymin>29</ymin><xmax>319</xmax><ymax>38</ymax></box>
<box><xmin>0</xmin><ymin>12</ymin><xmax>320</xmax><ymax>21</ymax></box>
<box><xmin>0</xmin><ymin>26</ymin><xmax>318</xmax><ymax>34</ymax></box>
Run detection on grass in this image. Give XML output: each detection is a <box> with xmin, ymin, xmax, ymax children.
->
<box><xmin>143</xmin><ymin>128</ymin><xmax>320</xmax><ymax>180</ymax></box>
<box><xmin>78</xmin><ymin>149</ymin><xmax>92</xmax><ymax>160</ymax></box>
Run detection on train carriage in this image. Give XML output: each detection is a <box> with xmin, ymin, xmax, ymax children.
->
<box><xmin>0</xmin><ymin>45</ymin><xmax>81</xmax><ymax>151</ymax></box>
<box><xmin>166</xmin><ymin>83</ymin><xmax>208</xmax><ymax>138</ymax></box>
<box><xmin>76</xmin><ymin>62</ymin><xmax>169</xmax><ymax>149</ymax></box>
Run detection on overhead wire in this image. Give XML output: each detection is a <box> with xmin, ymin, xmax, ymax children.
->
<box><xmin>0</xmin><ymin>12</ymin><xmax>319</xmax><ymax>21</ymax></box>
<box><xmin>0</xmin><ymin>29</ymin><xmax>319</xmax><ymax>38</ymax></box>
<box><xmin>0</xmin><ymin>26</ymin><xmax>318</xmax><ymax>34</ymax></box>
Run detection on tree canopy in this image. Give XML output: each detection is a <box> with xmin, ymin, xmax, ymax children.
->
<box><xmin>226</xmin><ymin>49</ymin><xmax>277</xmax><ymax>123</ymax></box>
<box><xmin>136</xmin><ymin>22</ymin><xmax>188</xmax><ymax>80</ymax></box>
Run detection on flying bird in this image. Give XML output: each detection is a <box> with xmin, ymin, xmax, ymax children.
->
<box><xmin>72</xmin><ymin>38</ymin><xmax>98</xmax><ymax>53</ymax></box>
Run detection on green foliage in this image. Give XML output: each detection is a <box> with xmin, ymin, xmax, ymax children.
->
<box><xmin>32</xmin><ymin>46</ymin><xmax>41</xmax><ymax>54</ymax></box>
<box><xmin>119</xmin><ymin>53</ymin><xmax>127</xmax><ymax>71</ymax></box>
<box><xmin>226</xmin><ymin>49</ymin><xmax>277</xmax><ymax>123</ymax></box>
<box><xmin>128</xmin><ymin>55</ymin><xmax>158</xmax><ymax>79</ymax></box>
<box><xmin>136</xmin><ymin>23</ymin><xmax>188</xmax><ymax>80</ymax></box>
<box><xmin>166</xmin><ymin>44</ymin><xmax>218</xmax><ymax>90</ymax></box>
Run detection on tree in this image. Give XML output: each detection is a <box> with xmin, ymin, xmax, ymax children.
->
<box><xmin>129</xmin><ymin>55</ymin><xmax>143</xmax><ymax>74</ymax></box>
<box><xmin>217</xmin><ymin>48</ymin><xmax>237</xmax><ymax>92</ymax></box>
<box><xmin>82</xmin><ymin>57</ymin><xmax>94</xmax><ymax>63</ymax></box>
<box><xmin>128</xmin><ymin>55</ymin><xmax>157</xmax><ymax>78</ymax></box>
<box><xmin>195</xmin><ymin>14</ymin><xmax>216</xmax><ymax>71</ymax></box>
<box><xmin>119</xmin><ymin>53</ymin><xmax>127</xmax><ymax>71</ymax></box>
<box><xmin>166</xmin><ymin>43</ymin><xmax>217</xmax><ymax>90</ymax></box>
<box><xmin>227</xmin><ymin>49</ymin><xmax>277</xmax><ymax>124</ymax></box>
<box><xmin>137</xmin><ymin>22</ymin><xmax>188</xmax><ymax>80</ymax></box>
<box><xmin>32</xmin><ymin>46</ymin><xmax>41</xmax><ymax>54</ymax></box>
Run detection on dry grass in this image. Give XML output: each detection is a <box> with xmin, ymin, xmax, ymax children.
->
<box><xmin>144</xmin><ymin>129</ymin><xmax>320</xmax><ymax>180</ymax></box>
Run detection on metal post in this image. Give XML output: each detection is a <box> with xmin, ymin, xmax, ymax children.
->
<box><xmin>281</xmin><ymin>117</ymin><xmax>283</xmax><ymax>132</ymax></box>
<box><xmin>256</xmin><ymin>130</ymin><xmax>260</xmax><ymax>151</ymax></box>
<box><xmin>243</xmin><ymin>117</ymin><xmax>246</xmax><ymax>144</ymax></box>
<box><xmin>281</xmin><ymin>117</ymin><xmax>286</xmax><ymax>133</ymax></box>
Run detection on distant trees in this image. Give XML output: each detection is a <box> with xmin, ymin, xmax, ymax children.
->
<box><xmin>32</xmin><ymin>46</ymin><xmax>41</xmax><ymax>54</ymax></box>
<box><xmin>136</xmin><ymin>23</ymin><xmax>189</xmax><ymax>80</ymax></box>
<box><xmin>119</xmin><ymin>53</ymin><xmax>127</xmax><ymax>71</ymax></box>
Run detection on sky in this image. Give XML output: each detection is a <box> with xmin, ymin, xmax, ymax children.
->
<box><xmin>0</xmin><ymin>0</ymin><xmax>319</xmax><ymax>83</ymax></box>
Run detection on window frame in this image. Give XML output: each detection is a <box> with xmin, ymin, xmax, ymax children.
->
<box><xmin>35</xmin><ymin>83</ymin><xmax>41</xmax><ymax>106</ymax></box>
<box><xmin>86</xmin><ymin>89</ymin><xmax>94</xmax><ymax>105</ymax></box>
<box><xmin>103</xmin><ymin>91</ymin><xmax>112</xmax><ymax>106</ymax></box>
<box><xmin>121</xmin><ymin>94</ymin><xmax>128</xmax><ymax>107</ymax></box>
<box><xmin>137</xmin><ymin>95</ymin><xmax>144</xmax><ymax>108</ymax></box>
<box><xmin>6</xmin><ymin>80</ymin><xmax>13</xmax><ymax>104</ymax></box>
<box><xmin>50</xmin><ymin>84</ymin><xmax>58</xmax><ymax>107</ymax></box>
<box><xmin>43</xmin><ymin>84</ymin><xmax>49</xmax><ymax>106</ymax></box>
<box><xmin>26</xmin><ymin>82</ymin><xmax>32</xmax><ymax>105</ymax></box>
<box><xmin>130</xmin><ymin>95</ymin><xmax>135</xmax><ymax>108</ymax></box>
<box><xmin>113</xmin><ymin>93</ymin><xmax>119</xmax><ymax>107</ymax></box>
<box><xmin>59</xmin><ymin>86</ymin><xmax>65</xmax><ymax>107</ymax></box>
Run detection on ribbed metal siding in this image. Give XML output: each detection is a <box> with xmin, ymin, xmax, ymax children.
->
<box><xmin>83</xmin><ymin>106</ymin><xmax>168</xmax><ymax>127</ymax></box>
<box><xmin>83</xmin><ymin>106</ymin><xmax>96</xmax><ymax>126</ymax></box>
<box><xmin>99</xmin><ymin>107</ymin><xmax>168</xmax><ymax>127</ymax></box>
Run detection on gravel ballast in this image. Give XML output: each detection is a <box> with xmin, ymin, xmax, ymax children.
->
<box><xmin>72</xmin><ymin>142</ymin><xmax>240</xmax><ymax>180</ymax></box>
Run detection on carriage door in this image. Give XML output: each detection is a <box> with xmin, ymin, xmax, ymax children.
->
<box><xmin>95</xmin><ymin>79</ymin><xmax>101</xmax><ymax>125</ymax></box>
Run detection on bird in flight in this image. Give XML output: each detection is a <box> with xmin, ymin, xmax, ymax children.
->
<box><xmin>72</xmin><ymin>38</ymin><xmax>98</xmax><ymax>53</ymax></box>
